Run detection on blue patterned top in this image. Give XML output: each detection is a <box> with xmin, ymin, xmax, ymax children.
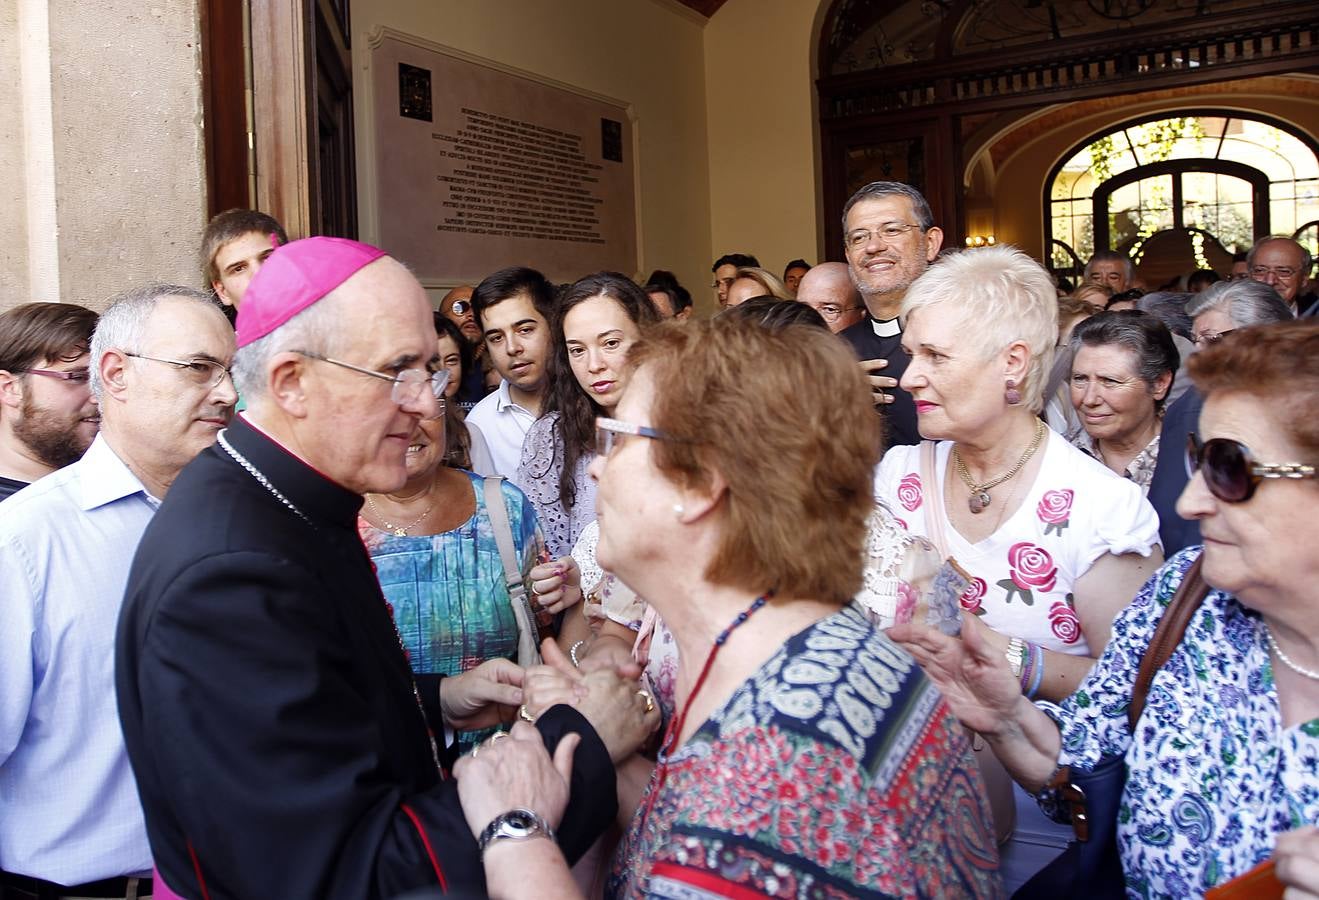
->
<box><xmin>360</xmin><ymin>473</ymin><xmax>543</xmax><ymax>750</ymax></box>
<box><xmin>1038</xmin><ymin>548</ymin><xmax>1319</xmax><ymax>896</ymax></box>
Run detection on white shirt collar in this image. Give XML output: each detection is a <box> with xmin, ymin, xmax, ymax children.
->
<box><xmin>77</xmin><ymin>434</ymin><xmax>155</xmax><ymax>511</ymax></box>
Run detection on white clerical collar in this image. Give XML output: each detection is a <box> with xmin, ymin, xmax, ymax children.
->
<box><xmin>870</xmin><ymin>316</ymin><xmax>902</xmax><ymax>338</ymax></box>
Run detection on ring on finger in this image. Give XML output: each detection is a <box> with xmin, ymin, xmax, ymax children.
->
<box><xmin>518</xmin><ymin>704</ymin><xmax>535</xmax><ymax>723</ymax></box>
<box><xmin>636</xmin><ymin>689</ymin><xmax>654</xmax><ymax>714</ymax></box>
<box><xmin>531</xmin><ymin>582</ymin><xmax>543</xmax><ymax>596</ymax></box>
<box><xmin>488</xmin><ymin>731</ymin><xmax>509</xmax><ymax>747</ymax></box>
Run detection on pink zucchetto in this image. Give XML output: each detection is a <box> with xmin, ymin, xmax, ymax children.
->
<box><xmin>234</xmin><ymin>236</ymin><xmax>387</xmax><ymax>348</ymax></box>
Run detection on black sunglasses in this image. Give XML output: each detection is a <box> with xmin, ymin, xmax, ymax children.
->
<box><xmin>1185</xmin><ymin>433</ymin><xmax>1316</xmax><ymax>503</ymax></box>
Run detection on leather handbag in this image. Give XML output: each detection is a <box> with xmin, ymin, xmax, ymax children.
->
<box><xmin>1013</xmin><ymin>556</ymin><xmax>1209</xmax><ymax>899</ymax></box>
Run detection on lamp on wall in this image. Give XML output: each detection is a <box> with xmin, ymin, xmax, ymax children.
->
<box><xmin>965</xmin><ymin>234</ymin><xmax>997</xmax><ymax>247</ymax></box>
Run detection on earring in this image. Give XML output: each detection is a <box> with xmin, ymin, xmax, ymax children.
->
<box><xmin>673</xmin><ymin>504</ymin><xmax>685</xmax><ymax>517</ymax></box>
<box><xmin>1005</xmin><ymin>378</ymin><xmax>1021</xmax><ymax>406</ymax></box>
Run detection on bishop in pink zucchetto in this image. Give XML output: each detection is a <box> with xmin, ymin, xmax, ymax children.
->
<box><xmin>234</xmin><ymin>236</ymin><xmax>387</xmax><ymax>348</ymax></box>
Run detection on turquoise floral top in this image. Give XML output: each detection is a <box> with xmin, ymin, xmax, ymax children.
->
<box><xmin>1038</xmin><ymin>548</ymin><xmax>1319</xmax><ymax>897</ymax></box>
<box><xmin>360</xmin><ymin>473</ymin><xmax>543</xmax><ymax>752</ymax></box>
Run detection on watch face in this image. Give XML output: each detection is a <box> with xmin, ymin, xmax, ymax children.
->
<box><xmin>504</xmin><ymin>810</ymin><xmax>536</xmax><ymax>834</ymax></box>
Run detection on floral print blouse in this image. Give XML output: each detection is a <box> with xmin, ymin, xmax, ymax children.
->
<box><xmin>875</xmin><ymin>430</ymin><xmax>1161</xmax><ymax>655</ymax></box>
<box><xmin>1036</xmin><ymin>548</ymin><xmax>1319</xmax><ymax>896</ymax></box>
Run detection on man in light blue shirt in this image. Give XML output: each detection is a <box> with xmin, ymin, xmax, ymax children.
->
<box><xmin>0</xmin><ymin>285</ymin><xmax>236</xmax><ymax>898</ymax></box>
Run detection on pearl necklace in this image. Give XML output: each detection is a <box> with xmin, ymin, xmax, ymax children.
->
<box><xmin>1265</xmin><ymin>625</ymin><xmax>1319</xmax><ymax>681</ymax></box>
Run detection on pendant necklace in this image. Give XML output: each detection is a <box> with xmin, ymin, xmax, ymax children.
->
<box><xmin>217</xmin><ymin>429</ymin><xmax>444</xmax><ymax>776</ymax></box>
<box><xmin>366</xmin><ymin>489</ymin><xmax>436</xmax><ymax>536</ymax></box>
<box><xmin>635</xmin><ymin>590</ymin><xmax>773</xmax><ymax>834</ymax></box>
<box><xmin>952</xmin><ymin>418</ymin><xmax>1046</xmax><ymax>514</ymax></box>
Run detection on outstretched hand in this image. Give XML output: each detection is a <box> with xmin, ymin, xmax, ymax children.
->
<box><xmin>440</xmin><ymin>657</ymin><xmax>525</xmax><ymax>731</ymax></box>
<box><xmin>888</xmin><ymin>614</ymin><xmax>1024</xmax><ymax>736</ymax></box>
<box><xmin>453</xmin><ymin>722</ymin><xmax>578</xmax><ymax>837</ymax></box>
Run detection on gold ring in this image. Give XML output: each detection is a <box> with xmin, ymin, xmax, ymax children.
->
<box><xmin>470</xmin><ymin>743</ymin><xmax>480</xmax><ymax>759</ymax></box>
<box><xmin>488</xmin><ymin>731</ymin><xmax>509</xmax><ymax>744</ymax></box>
<box><xmin>637</xmin><ymin>689</ymin><xmax>654</xmax><ymax>713</ymax></box>
<box><xmin>518</xmin><ymin>704</ymin><xmax>535</xmax><ymax>723</ymax></box>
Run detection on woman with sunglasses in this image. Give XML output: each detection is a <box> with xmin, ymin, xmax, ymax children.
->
<box><xmin>514</xmin><ymin>273</ymin><xmax>658</xmax><ymax>558</ymax></box>
<box><xmin>893</xmin><ymin>320</ymin><xmax>1319</xmax><ymax>897</ymax></box>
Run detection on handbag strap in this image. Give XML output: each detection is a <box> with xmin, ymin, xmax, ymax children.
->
<box><xmin>1050</xmin><ymin>554</ymin><xmax>1209</xmax><ymax>841</ymax></box>
<box><xmin>920</xmin><ymin>440</ymin><xmax>951</xmax><ymax>560</ymax></box>
<box><xmin>1127</xmin><ymin>554</ymin><xmax>1208</xmax><ymax>731</ymax></box>
<box><xmin>482</xmin><ymin>476</ymin><xmax>542</xmax><ymax>668</ymax></box>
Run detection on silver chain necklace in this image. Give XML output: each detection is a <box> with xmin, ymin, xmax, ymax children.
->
<box><xmin>217</xmin><ymin>430</ymin><xmax>313</xmax><ymax>527</ymax></box>
<box><xmin>1265</xmin><ymin>625</ymin><xmax>1319</xmax><ymax>682</ymax></box>
<box><xmin>215</xmin><ymin>428</ymin><xmax>444</xmax><ymax>776</ymax></box>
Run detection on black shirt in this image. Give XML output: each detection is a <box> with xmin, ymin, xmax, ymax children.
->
<box><xmin>0</xmin><ymin>476</ymin><xmax>28</xmax><ymax>502</ymax></box>
<box><xmin>117</xmin><ymin>415</ymin><xmax>616</xmax><ymax>899</ymax></box>
<box><xmin>839</xmin><ymin>316</ymin><xmax>921</xmax><ymax>447</ymax></box>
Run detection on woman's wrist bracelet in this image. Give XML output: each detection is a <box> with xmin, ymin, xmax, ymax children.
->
<box><xmin>1025</xmin><ymin>643</ymin><xmax>1045</xmax><ymax>699</ymax></box>
<box><xmin>569</xmin><ymin>639</ymin><xmax>587</xmax><ymax>668</ymax></box>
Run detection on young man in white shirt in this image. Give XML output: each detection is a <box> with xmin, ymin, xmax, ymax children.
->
<box><xmin>466</xmin><ymin>267</ymin><xmax>556</xmax><ymax>478</ymax></box>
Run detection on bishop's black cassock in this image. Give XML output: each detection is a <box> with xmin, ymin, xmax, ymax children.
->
<box><xmin>116</xmin><ymin>415</ymin><xmax>616</xmax><ymax>899</ymax></box>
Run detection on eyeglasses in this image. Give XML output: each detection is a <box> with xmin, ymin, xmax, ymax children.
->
<box><xmin>1249</xmin><ymin>265</ymin><xmax>1299</xmax><ymax>280</ymax></box>
<box><xmin>1192</xmin><ymin>329</ymin><xmax>1235</xmax><ymax>347</ymax></box>
<box><xmin>844</xmin><ymin>222</ymin><xmax>922</xmax><ymax>250</ymax></box>
<box><xmin>15</xmin><ymin>367</ymin><xmax>91</xmax><ymax>384</ymax></box>
<box><xmin>125</xmin><ymin>353</ymin><xmax>233</xmax><ymax>387</ymax></box>
<box><xmin>294</xmin><ymin>350</ymin><xmax>449</xmax><ymax>417</ymax></box>
<box><xmin>595</xmin><ymin>416</ymin><xmax>673</xmax><ymax>457</ymax></box>
<box><xmin>449</xmin><ymin>299</ymin><xmax>472</xmax><ymax>316</ymax></box>
<box><xmin>817</xmin><ymin>304</ymin><xmax>862</xmax><ymax>321</ymax></box>
<box><xmin>710</xmin><ymin>276</ymin><xmax>736</xmax><ymax>290</ymax></box>
<box><xmin>1185</xmin><ymin>433</ymin><xmax>1316</xmax><ymax>503</ymax></box>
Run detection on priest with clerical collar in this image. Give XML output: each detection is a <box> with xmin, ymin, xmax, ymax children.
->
<box><xmin>116</xmin><ymin>237</ymin><xmax>654</xmax><ymax>899</ymax></box>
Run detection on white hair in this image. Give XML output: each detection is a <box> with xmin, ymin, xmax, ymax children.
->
<box><xmin>902</xmin><ymin>246</ymin><xmax>1058</xmax><ymax>413</ymax></box>
<box><xmin>89</xmin><ymin>284</ymin><xmax>218</xmax><ymax>400</ymax></box>
<box><xmin>230</xmin><ymin>290</ymin><xmax>347</xmax><ymax>401</ymax></box>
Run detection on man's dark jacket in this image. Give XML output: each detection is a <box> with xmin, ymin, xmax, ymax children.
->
<box><xmin>116</xmin><ymin>416</ymin><xmax>615</xmax><ymax>899</ymax></box>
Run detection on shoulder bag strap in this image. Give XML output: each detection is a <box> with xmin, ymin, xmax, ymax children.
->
<box><xmin>920</xmin><ymin>441</ymin><xmax>951</xmax><ymax>560</ymax></box>
<box><xmin>1127</xmin><ymin>554</ymin><xmax>1209</xmax><ymax>731</ymax></box>
<box><xmin>483</xmin><ymin>475</ymin><xmax>542</xmax><ymax>668</ymax></box>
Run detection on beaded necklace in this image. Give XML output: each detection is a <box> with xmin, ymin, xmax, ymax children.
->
<box><xmin>217</xmin><ymin>429</ymin><xmax>444</xmax><ymax>776</ymax></box>
<box><xmin>636</xmin><ymin>590</ymin><xmax>772</xmax><ymax>833</ymax></box>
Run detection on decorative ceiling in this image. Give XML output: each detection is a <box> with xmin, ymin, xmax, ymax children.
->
<box><xmin>674</xmin><ymin>0</ymin><xmax>728</xmax><ymax>17</ymax></box>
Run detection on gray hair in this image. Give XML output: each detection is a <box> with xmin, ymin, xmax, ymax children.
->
<box><xmin>231</xmin><ymin>290</ymin><xmax>345</xmax><ymax>401</ymax></box>
<box><xmin>902</xmin><ymin>245</ymin><xmax>1057</xmax><ymax>413</ymax></box>
<box><xmin>841</xmin><ymin>181</ymin><xmax>935</xmax><ymax>232</ymax></box>
<box><xmin>90</xmin><ymin>284</ymin><xmax>218</xmax><ymax>400</ymax></box>
<box><xmin>1185</xmin><ymin>279</ymin><xmax>1295</xmax><ymax>327</ymax></box>
<box><xmin>1245</xmin><ymin>235</ymin><xmax>1313</xmax><ymax>275</ymax></box>
<box><xmin>1135</xmin><ymin>291</ymin><xmax>1194</xmax><ymax>340</ymax></box>
<box><xmin>1069</xmin><ymin>310</ymin><xmax>1180</xmax><ymax>412</ymax></box>
<box><xmin>1082</xmin><ymin>249</ymin><xmax>1135</xmax><ymax>282</ymax></box>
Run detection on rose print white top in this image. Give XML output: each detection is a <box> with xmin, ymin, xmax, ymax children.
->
<box><xmin>875</xmin><ymin>428</ymin><xmax>1161</xmax><ymax>655</ymax></box>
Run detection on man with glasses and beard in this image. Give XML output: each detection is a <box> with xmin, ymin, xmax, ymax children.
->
<box><xmin>0</xmin><ymin>302</ymin><xmax>100</xmax><ymax>500</ymax></box>
<box><xmin>0</xmin><ymin>285</ymin><xmax>235</xmax><ymax>900</ymax></box>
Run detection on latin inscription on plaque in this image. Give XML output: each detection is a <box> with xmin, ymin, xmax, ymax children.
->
<box><xmin>432</xmin><ymin>108</ymin><xmax>606</xmax><ymax>245</ymax></box>
<box><xmin>371</xmin><ymin>31</ymin><xmax>638</xmax><ymax>284</ymax></box>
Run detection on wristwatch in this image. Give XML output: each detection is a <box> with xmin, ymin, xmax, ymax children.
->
<box><xmin>1005</xmin><ymin>637</ymin><xmax>1026</xmax><ymax>678</ymax></box>
<box><xmin>477</xmin><ymin>808</ymin><xmax>556</xmax><ymax>854</ymax></box>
